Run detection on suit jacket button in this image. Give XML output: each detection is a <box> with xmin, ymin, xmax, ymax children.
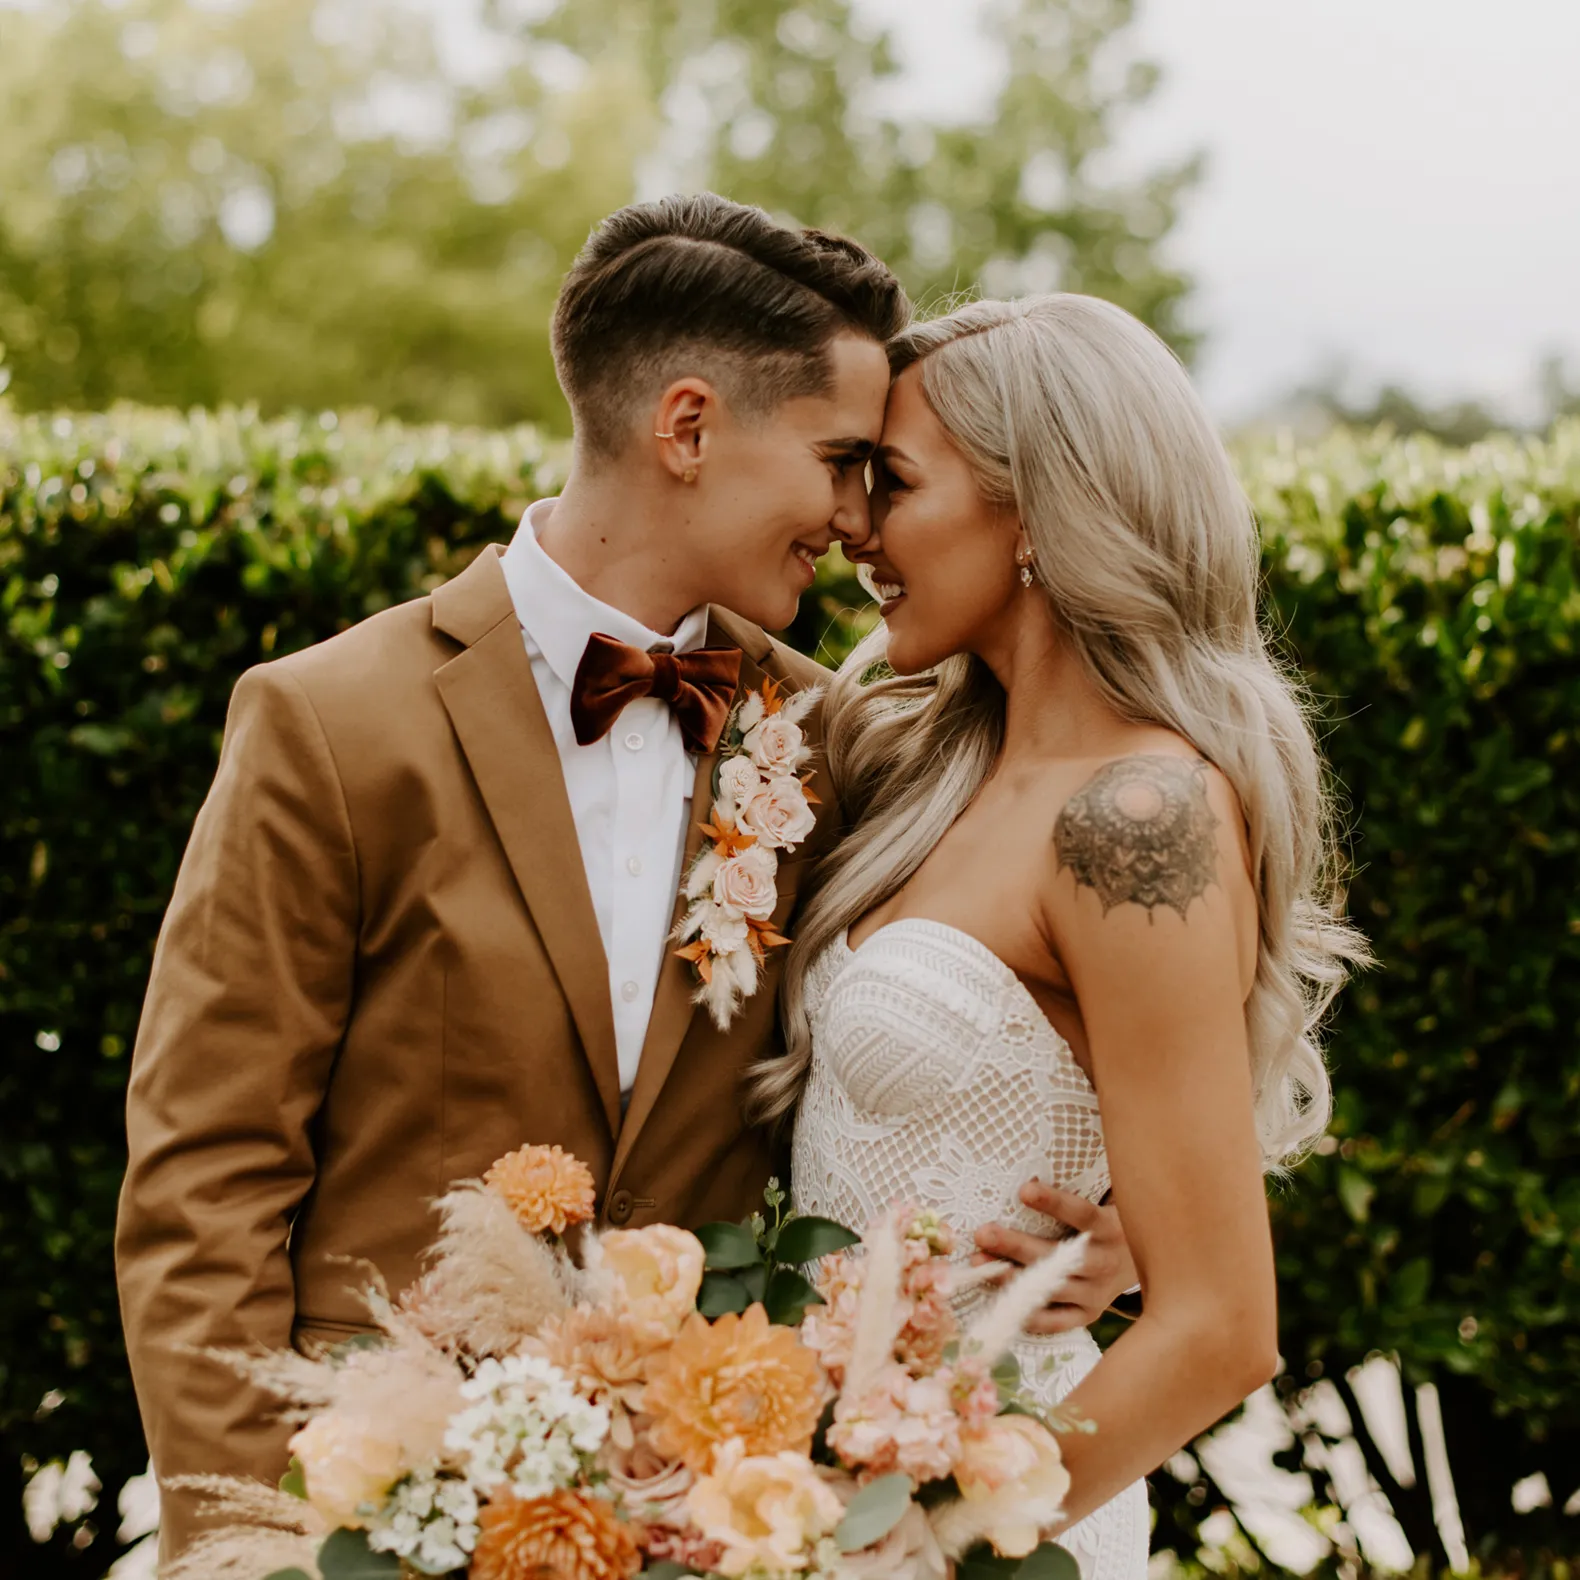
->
<box><xmin>608</xmin><ymin>1189</ymin><xmax>634</xmax><ymax>1224</ymax></box>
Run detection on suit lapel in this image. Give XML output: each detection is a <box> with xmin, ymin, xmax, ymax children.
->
<box><xmin>432</xmin><ymin>548</ymin><xmax>622</xmax><ymax>1135</ymax></box>
<box><xmin>611</xmin><ymin>610</ymin><xmax>776</xmax><ymax>1176</ymax></box>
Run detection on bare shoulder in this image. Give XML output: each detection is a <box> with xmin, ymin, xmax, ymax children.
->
<box><xmin>1049</xmin><ymin>750</ymin><xmax>1248</xmax><ymax>924</ymax></box>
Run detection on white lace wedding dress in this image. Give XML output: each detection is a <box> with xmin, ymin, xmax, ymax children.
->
<box><xmin>791</xmin><ymin>918</ymin><xmax>1150</xmax><ymax>1579</ymax></box>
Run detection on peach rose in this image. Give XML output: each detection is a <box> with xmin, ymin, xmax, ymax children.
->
<box><xmin>712</xmin><ymin>846</ymin><xmax>779</xmax><ymax>921</ymax></box>
<box><xmin>288</xmin><ymin>1410</ymin><xmax>405</xmax><ymax>1528</ymax></box>
<box><xmin>745</xmin><ymin>714</ymin><xmax>806</xmax><ymax>774</ymax></box>
<box><xmin>600</xmin><ymin>1224</ymin><xmax>706</xmax><ymax>1340</ymax></box>
<box><xmin>600</xmin><ymin>1437</ymin><xmax>694</xmax><ymax>1527</ymax></box>
<box><xmin>820</xmin><ymin>1480</ymin><xmax>947</xmax><ymax>1580</ymax></box>
<box><xmin>953</xmin><ymin>1415</ymin><xmax>1071</xmax><ymax>1558</ymax></box>
<box><xmin>737</xmin><ymin>775</ymin><xmax>816</xmax><ymax>850</ymax></box>
<box><xmin>687</xmin><ymin>1438</ymin><xmax>844</xmax><ymax>1576</ymax></box>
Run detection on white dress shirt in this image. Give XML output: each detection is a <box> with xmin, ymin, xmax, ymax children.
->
<box><xmin>501</xmin><ymin>498</ymin><xmax>711</xmax><ymax>1096</ymax></box>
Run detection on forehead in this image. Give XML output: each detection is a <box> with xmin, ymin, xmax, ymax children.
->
<box><xmin>779</xmin><ymin>333</ymin><xmax>890</xmax><ymax>439</ymax></box>
<box><xmin>880</xmin><ymin>363</ymin><xmax>942</xmax><ymax>448</ymax></box>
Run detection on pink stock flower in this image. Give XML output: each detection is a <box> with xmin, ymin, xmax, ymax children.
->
<box><xmin>827</xmin><ymin>1365</ymin><xmax>961</xmax><ymax>1485</ymax></box>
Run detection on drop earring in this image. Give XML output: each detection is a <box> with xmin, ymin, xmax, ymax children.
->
<box><xmin>1016</xmin><ymin>547</ymin><xmax>1035</xmax><ymax>588</ymax></box>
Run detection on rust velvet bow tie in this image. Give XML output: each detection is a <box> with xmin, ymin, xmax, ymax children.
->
<box><xmin>569</xmin><ymin>632</ymin><xmax>743</xmax><ymax>755</ymax></box>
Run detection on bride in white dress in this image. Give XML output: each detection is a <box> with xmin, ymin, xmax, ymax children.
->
<box><xmin>752</xmin><ymin>296</ymin><xmax>1368</xmax><ymax>1578</ymax></box>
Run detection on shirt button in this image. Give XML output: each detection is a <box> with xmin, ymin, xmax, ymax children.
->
<box><xmin>624</xmin><ymin>731</ymin><xmax>644</xmax><ymax>751</ymax></box>
<box><xmin>626</xmin><ymin>855</ymin><xmax>643</xmax><ymax>876</ymax></box>
<box><xmin>621</xmin><ymin>980</ymin><xmax>639</xmax><ymax>1002</ymax></box>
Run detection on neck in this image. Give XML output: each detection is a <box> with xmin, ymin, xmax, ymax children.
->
<box><xmin>535</xmin><ymin>457</ymin><xmax>702</xmax><ymax>636</ymax></box>
<box><xmin>976</xmin><ymin>597</ymin><xmax>1117</xmax><ymax>763</ymax></box>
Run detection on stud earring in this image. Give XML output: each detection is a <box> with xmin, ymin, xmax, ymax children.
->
<box><xmin>682</xmin><ymin>467</ymin><xmax>698</xmax><ymax>484</ymax></box>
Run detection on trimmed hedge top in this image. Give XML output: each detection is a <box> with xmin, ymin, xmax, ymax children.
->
<box><xmin>2</xmin><ymin>406</ymin><xmax>1578</xmax><ymax>1551</ymax></box>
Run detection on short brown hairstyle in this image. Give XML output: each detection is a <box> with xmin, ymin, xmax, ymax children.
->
<box><xmin>551</xmin><ymin>192</ymin><xmax>910</xmax><ymax>458</ymax></box>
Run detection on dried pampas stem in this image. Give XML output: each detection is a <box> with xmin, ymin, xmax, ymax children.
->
<box><xmin>407</xmin><ymin>1180</ymin><xmax>575</xmax><ymax>1354</ymax></box>
<box><xmin>843</xmin><ymin>1213</ymin><xmax>905</xmax><ymax>1399</ymax></box>
<box><xmin>961</xmin><ymin>1234</ymin><xmax>1088</xmax><ymax>1370</ymax></box>
<box><xmin>161</xmin><ymin>1476</ymin><xmax>327</xmax><ymax>1579</ymax></box>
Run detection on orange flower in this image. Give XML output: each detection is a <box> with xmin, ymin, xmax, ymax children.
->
<box><xmin>532</xmin><ymin>1305</ymin><xmax>657</xmax><ymax>1428</ymax></box>
<box><xmin>484</xmin><ymin>1144</ymin><xmax>596</xmax><ymax>1235</ymax></box>
<box><xmin>644</xmin><ymin>1304</ymin><xmax>827</xmax><ymax>1474</ymax></box>
<box><xmin>472</xmin><ymin>1489</ymin><xmax>642</xmax><ymax>1580</ymax></box>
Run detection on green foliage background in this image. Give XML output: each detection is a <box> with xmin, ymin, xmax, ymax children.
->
<box><xmin>2</xmin><ymin>407</ymin><xmax>1577</xmax><ymax>1572</ymax></box>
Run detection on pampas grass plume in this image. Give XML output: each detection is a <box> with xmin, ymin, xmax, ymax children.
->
<box><xmin>961</xmin><ymin>1234</ymin><xmax>1088</xmax><ymax>1370</ymax></box>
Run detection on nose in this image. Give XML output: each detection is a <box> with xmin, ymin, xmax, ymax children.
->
<box><xmin>829</xmin><ymin>467</ymin><xmax>875</xmax><ymax>551</ymax></box>
<box><xmin>842</xmin><ymin>468</ymin><xmax>887</xmax><ymax>564</ymax></box>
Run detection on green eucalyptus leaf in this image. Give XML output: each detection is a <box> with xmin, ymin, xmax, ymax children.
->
<box><xmin>697</xmin><ymin>1271</ymin><xmax>751</xmax><ymax>1318</ymax></box>
<box><xmin>317</xmin><ymin>1527</ymin><xmax>400</xmax><ymax>1579</ymax></box>
<box><xmin>763</xmin><ymin>1265</ymin><xmax>824</xmax><ymax>1326</ymax></box>
<box><xmin>772</xmin><ymin>1215</ymin><xmax>862</xmax><ymax>1267</ymax></box>
<box><xmin>1014</xmin><ymin>1541</ymin><xmax>1081</xmax><ymax>1580</ymax></box>
<box><xmin>277</xmin><ymin>1454</ymin><xmax>307</xmax><ymax>1500</ymax></box>
<box><xmin>738</xmin><ymin>1262</ymin><xmax>768</xmax><ymax>1303</ymax></box>
<box><xmin>695</xmin><ymin>1220</ymin><xmax>763</xmax><ymax>1270</ymax></box>
<box><xmin>834</xmin><ymin>1472</ymin><xmax>913</xmax><ymax>1553</ymax></box>
<box><xmin>262</xmin><ymin>1571</ymin><xmax>314</xmax><ymax>1580</ymax></box>
<box><xmin>635</xmin><ymin>1564</ymin><xmax>699</xmax><ymax>1580</ymax></box>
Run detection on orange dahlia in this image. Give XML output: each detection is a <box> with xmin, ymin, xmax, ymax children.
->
<box><xmin>643</xmin><ymin>1303</ymin><xmax>827</xmax><ymax>1474</ymax></box>
<box><xmin>471</xmin><ymin>1490</ymin><xmax>642</xmax><ymax>1580</ymax></box>
<box><xmin>484</xmin><ymin>1144</ymin><xmax>597</xmax><ymax>1235</ymax></box>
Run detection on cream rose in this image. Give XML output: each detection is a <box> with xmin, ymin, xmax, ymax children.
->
<box><xmin>737</xmin><ymin>775</ymin><xmax>816</xmax><ymax>850</ymax></box>
<box><xmin>712</xmin><ymin>845</ymin><xmax>779</xmax><ymax>920</ymax></box>
<box><xmin>288</xmin><ymin>1410</ymin><xmax>405</xmax><ymax>1529</ymax></box>
<box><xmin>600</xmin><ymin>1438</ymin><xmax>694</xmax><ymax>1527</ymax></box>
<box><xmin>745</xmin><ymin>714</ymin><xmax>806</xmax><ymax>774</ymax></box>
<box><xmin>698</xmin><ymin>901</ymin><xmax>750</xmax><ymax>955</ymax></box>
<box><xmin>716</xmin><ymin>756</ymin><xmax>763</xmax><ymax>815</ymax></box>
<box><xmin>688</xmin><ymin>1439</ymin><xmax>844</xmax><ymax>1577</ymax></box>
<box><xmin>601</xmin><ymin>1224</ymin><xmax>706</xmax><ymax>1340</ymax></box>
<box><xmin>953</xmin><ymin>1415</ymin><xmax>1071</xmax><ymax>1557</ymax></box>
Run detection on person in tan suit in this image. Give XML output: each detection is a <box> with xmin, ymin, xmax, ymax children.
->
<box><xmin>115</xmin><ymin>193</ymin><xmax>908</xmax><ymax>1561</ymax></box>
<box><xmin>116</xmin><ymin>193</ymin><xmax>1138</xmax><ymax>1564</ymax></box>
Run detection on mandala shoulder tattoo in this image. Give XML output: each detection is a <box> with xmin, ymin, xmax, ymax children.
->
<box><xmin>1053</xmin><ymin>754</ymin><xmax>1219</xmax><ymax>920</ymax></box>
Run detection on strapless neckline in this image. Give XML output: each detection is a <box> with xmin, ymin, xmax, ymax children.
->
<box><xmin>837</xmin><ymin>917</ymin><xmax>1088</xmax><ymax>1093</ymax></box>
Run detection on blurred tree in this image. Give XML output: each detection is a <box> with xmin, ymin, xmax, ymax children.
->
<box><xmin>0</xmin><ymin>0</ymin><xmax>1198</xmax><ymax>427</ymax></box>
<box><xmin>0</xmin><ymin>0</ymin><xmax>658</xmax><ymax>427</ymax></box>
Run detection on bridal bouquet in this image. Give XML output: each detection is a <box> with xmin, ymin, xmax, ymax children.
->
<box><xmin>177</xmin><ymin>1145</ymin><xmax>1086</xmax><ymax>1580</ymax></box>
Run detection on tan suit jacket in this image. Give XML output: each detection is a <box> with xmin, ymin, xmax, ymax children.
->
<box><xmin>114</xmin><ymin>546</ymin><xmax>835</xmax><ymax>1560</ymax></box>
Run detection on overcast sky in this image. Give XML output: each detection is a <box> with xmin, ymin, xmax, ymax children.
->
<box><xmin>859</xmin><ymin>0</ymin><xmax>1580</xmax><ymax>421</ymax></box>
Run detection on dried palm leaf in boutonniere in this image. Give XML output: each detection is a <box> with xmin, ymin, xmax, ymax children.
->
<box><xmin>672</xmin><ymin>679</ymin><xmax>822</xmax><ymax>1029</ymax></box>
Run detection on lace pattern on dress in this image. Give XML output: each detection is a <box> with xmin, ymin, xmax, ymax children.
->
<box><xmin>791</xmin><ymin>919</ymin><xmax>1149</xmax><ymax>1580</ymax></box>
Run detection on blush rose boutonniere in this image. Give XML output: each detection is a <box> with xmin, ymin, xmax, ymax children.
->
<box><xmin>672</xmin><ymin>677</ymin><xmax>821</xmax><ymax>1029</ymax></box>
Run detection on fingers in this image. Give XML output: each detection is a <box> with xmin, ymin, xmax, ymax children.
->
<box><xmin>1019</xmin><ymin>1178</ymin><xmax>1104</xmax><ymax>1231</ymax></box>
<box><xmin>1022</xmin><ymin>1302</ymin><xmax>1098</xmax><ymax>1336</ymax></box>
<box><xmin>973</xmin><ymin>1220</ymin><xmax>1073</xmax><ymax>1268</ymax></box>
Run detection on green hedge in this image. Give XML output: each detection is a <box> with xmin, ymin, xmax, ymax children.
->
<box><xmin>2</xmin><ymin>407</ymin><xmax>1578</xmax><ymax>1573</ymax></box>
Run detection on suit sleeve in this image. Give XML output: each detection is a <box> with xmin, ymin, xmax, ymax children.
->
<box><xmin>114</xmin><ymin>663</ymin><xmax>358</xmax><ymax>1558</ymax></box>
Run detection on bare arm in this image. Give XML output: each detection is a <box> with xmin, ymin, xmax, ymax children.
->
<box><xmin>1041</xmin><ymin>754</ymin><xmax>1277</xmax><ymax>1527</ymax></box>
<box><xmin>114</xmin><ymin>664</ymin><xmax>358</xmax><ymax>1558</ymax></box>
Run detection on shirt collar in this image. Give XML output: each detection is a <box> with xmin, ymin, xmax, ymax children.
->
<box><xmin>502</xmin><ymin>498</ymin><xmax>711</xmax><ymax>690</ymax></box>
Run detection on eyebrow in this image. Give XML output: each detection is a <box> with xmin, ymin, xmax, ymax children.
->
<box><xmin>818</xmin><ymin>437</ymin><xmax>877</xmax><ymax>460</ymax></box>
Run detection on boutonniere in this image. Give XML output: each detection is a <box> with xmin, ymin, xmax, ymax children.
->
<box><xmin>673</xmin><ymin>676</ymin><xmax>822</xmax><ymax>1029</ymax></box>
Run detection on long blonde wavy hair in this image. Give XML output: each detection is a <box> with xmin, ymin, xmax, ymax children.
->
<box><xmin>750</xmin><ymin>293</ymin><xmax>1368</xmax><ymax>1168</ymax></box>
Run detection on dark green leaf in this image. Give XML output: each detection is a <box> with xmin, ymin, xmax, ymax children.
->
<box><xmin>764</xmin><ymin>1266</ymin><xmax>824</xmax><ymax>1326</ymax></box>
<box><xmin>834</xmin><ymin>1472</ymin><xmax>913</xmax><ymax>1552</ymax></box>
<box><xmin>318</xmin><ymin>1527</ymin><xmax>400</xmax><ymax>1579</ymax></box>
<box><xmin>772</xmin><ymin>1215</ymin><xmax>862</xmax><ymax>1266</ymax></box>
<box><xmin>697</xmin><ymin>1271</ymin><xmax>751</xmax><ymax>1318</ymax></box>
<box><xmin>635</xmin><ymin>1565</ymin><xmax>698</xmax><ymax>1580</ymax></box>
<box><xmin>738</xmin><ymin>1262</ymin><xmax>767</xmax><ymax>1303</ymax></box>
<box><xmin>695</xmin><ymin>1220</ymin><xmax>763</xmax><ymax>1270</ymax></box>
<box><xmin>1014</xmin><ymin>1541</ymin><xmax>1081</xmax><ymax>1580</ymax></box>
<box><xmin>262</xmin><ymin>1571</ymin><xmax>314</xmax><ymax>1580</ymax></box>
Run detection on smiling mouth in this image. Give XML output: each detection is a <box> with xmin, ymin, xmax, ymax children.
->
<box><xmin>873</xmin><ymin>578</ymin><xmax>906</xmax><ymax>611</ymax></box>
